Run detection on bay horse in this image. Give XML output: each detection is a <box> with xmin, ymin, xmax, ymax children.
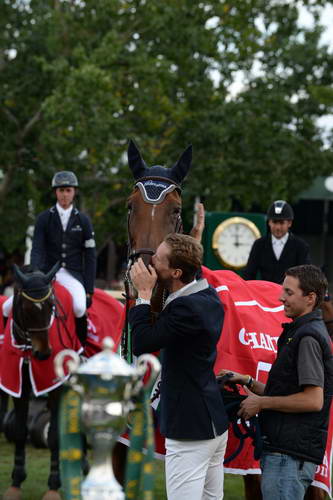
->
<box><xmin>0</xmin><ymin>263</ymin><xmax>82</xmax><ymax>500</ymax></box>
<box><xmin>114</xmin><ymin>139</ymin><xmax>330</xmax><ymax>499</ymax></box>
<box><xmin>112</xmin><ymin>139</ymin><xmax>191</xmax><ymax>483</ymax></box>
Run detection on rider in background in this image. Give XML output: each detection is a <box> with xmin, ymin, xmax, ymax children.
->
<box><xmin>29</xmin><ymin>171</ymin><xmax>96</xmax><ymax>345</ymax></box>
<box><xmin>243</xmin><ymin>200</ymin><xmax>311</xmax><ymax>283</ymax></box>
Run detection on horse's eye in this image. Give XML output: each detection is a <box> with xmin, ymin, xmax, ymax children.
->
<box><xmin>127</xmin><ymin>203</ymin><xmax>132</xmax><ymax>213</ymax></box>
<box><xmin>173</xmin><ymin>207</ymin><xmax>181</xmax><ymax>215</ymax></box>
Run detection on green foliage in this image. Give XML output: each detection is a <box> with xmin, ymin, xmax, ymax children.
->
<box><xmin>1</xmin><ymin>0</ymin><xmax>333</xmax><ymax>254</ymax></box>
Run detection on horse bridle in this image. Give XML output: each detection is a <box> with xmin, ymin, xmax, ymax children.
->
<box><xmin>13</xmin><ymin>287</ymin><xmax>55</xmax><ymax>346</ymax></box>
<box><xmin>126</xmin><ymin>178</ymin><xmax>183</xmax><ymax>265</ymax></box>
<box><xmin>122</xmin><ymin>178</ymin><xmax>183</xmax><ymax>360</ymax></box>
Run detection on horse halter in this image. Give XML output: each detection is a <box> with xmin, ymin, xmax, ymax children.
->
<box><xmin>13</xmin><ymin>286</ymin><xmax>55</xmax><ymax>346</ymax></box>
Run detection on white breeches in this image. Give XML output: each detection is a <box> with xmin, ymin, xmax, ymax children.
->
<box><xmin>165</xmin><ymin>430</ymin><xmax>228</xmax><ymax>500</ymax></box>
<box><xmin>2</xmin><ymin>295</ymin><xmax>13</xmax><ymax>318</ymax></box>
<box><xmin>2</xmin><ymin>268</ymin><xmax>86</xmax><ymax>318</ymax></box>
<box><xmin>55</xmin><ymin>268</ymin><xmax>86</xmax><ymax>318</ymax></box>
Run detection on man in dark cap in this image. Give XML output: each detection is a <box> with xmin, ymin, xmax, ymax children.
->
<box><xmin>243</xmin><ymin>200</ymin><xmax>311</xmax><ymax>284</ymax></box>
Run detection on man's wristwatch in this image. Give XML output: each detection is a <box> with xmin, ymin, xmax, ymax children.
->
<box><xmin>244</xmin><ymin>375</ymin><xmax>254</xmax><ymax>389</ymax></box>
<box><xmin>135</xmin><ymin>297</ymin><xmax>151</xmax><ymax>306</ymax></box>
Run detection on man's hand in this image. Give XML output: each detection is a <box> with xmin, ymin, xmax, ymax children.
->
<box><xmin>218</xmin><ymin>369</ymin><xmax>248</xmax><ymax>386</ymax></box>
<box><xmin>237</xmin><ymin>387</ymin><xmax>262</xmax><ymax>419</ymax></box>
<box><xmin>190</xmin><ymin>202</ymin><xmax>205</xmax><ymax>242</ymax></box>
<box><xmin>130</xmin><ymin>258</ymin><xmax>157</xmax><ymax>301</ymax></box>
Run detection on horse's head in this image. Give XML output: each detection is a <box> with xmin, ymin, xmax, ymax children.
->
<box><xmin>12</xmin><ymin>262</ymin><xmax>60</xmax><ymax>360</ymax></box>
<box><xmin>127</xmin><ymin>139</ymin><xmax>192</xmax><ymax>267</ymax></box>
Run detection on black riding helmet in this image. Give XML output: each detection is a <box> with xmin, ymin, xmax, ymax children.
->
<box><xmin>51</xmin><ymin>171</ymin><xmax>78</xmax><ymax>188</ymax></box>
<box><xmin>267</xmin><ymin>200</ymin><xmax>294</xmax><ymax>220</ymax></box>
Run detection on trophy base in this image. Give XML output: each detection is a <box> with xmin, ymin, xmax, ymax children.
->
<box><xmin>81</xmin><ymin>483</ymin><xmax>124</xmax><ymax>500</ymax></box>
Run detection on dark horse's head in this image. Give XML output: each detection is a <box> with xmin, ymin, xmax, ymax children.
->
<box><xmin>12</xmin><ymin>262</ymin><xmax>60</xmax><ymax>360</ymax></box>
<box><xmin>127</xmin><ymin>139</ymin><xmax>192</xmax><ymax>267</ymax></box>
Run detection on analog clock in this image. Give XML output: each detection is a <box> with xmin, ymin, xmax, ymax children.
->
<box><xmin>212</xmin><ymin>217</ymin><xmax>261</xmax><ymax>269</ymax></box>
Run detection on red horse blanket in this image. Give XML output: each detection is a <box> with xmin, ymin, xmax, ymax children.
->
<box><xmin>0</xmin><ymin>284</ymin><xmax>124</xmax><ymax>397</ymax></box>
<box><xmin>84</xmin><ymin>288</ymin><xmax>124</xmax><ymax>358</ymax></box>
<box><xmin>0</xmin><ymin>282</ymin><xmax>81</xmax><ymax>397</ymax></box>
<box><xmin>120</xmin><ymin>267</ymin><xmax>332</xmax><ymax>496</ymax></box>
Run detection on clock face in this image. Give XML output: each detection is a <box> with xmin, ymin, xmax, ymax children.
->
<box><xmin>212</xmin><ymin>217</ymin><xmax>261</xmax><ymax>269</ymax></box>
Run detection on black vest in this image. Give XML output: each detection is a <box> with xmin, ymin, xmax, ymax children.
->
<box><xmin>261</xmin><ymin>309</ymin><xmax>333</xmax><ymax>464</ymax></box>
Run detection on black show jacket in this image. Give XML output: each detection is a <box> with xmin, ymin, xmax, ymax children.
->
<box><xmin>129</xmin><ymin>280</ymin><xmax>229</xmax><ymax>440</ymax></box>
<box><xmin>30</xmin><ymin>205</ymin><xmax>96</xmax><ymax>294</ymax></box>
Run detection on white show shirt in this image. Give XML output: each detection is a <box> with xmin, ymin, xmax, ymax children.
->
<box><xmin>272</xmin><ymin>233</ymin><xmax>289</xmax><ymax>260</ymax></box>
<box><xmin>56</xmin><ymin>203</ymin><xmax>73</xmax><ymax>231</ymax></box>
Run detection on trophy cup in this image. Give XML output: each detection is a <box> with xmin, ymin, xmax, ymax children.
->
<box><xmin>54</xmin><ymin>337</ymin><xmax>160</xmax><ymax>500</ymax></box>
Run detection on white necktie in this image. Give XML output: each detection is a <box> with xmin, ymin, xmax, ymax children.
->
<box><xmin>274</xmin><ymin>240</ymin><xmax>284</xmax><ymax>260</ymax></box>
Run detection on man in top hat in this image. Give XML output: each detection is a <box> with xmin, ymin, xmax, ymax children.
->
<box><xmin>243</xmin><ymin>200</ymin><xmax>311</xmax><ymax>284</ymax></box>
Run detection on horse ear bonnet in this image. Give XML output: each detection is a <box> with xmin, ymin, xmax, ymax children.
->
<box><xmin>128</xmin><ymin>140</ymin><xmax>192</xmax><ymax>186</ymax></box>
<box><xmin>13</xmin><ymin>262</ymin><xmax>59</xmax><ymax>300</ymax></box>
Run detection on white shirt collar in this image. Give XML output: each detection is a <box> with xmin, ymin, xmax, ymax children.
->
<box><xmin>271</xmin><ymin>232</ymin><xmax>289</xmax><ymax>246</ymax></box>
<box><xmin>56</xmin><ymin>203</ymin><xmax>73</xmax><ymax>231</ymax></box>
<box><xmin>56</xmin><ymin>202</ymin><xmax>73</xmax><ymax>215</ymax></box>
<box><xmin>164</xmin><ymin>279</ymin><xmax>197</xmax><ymax>308</ymax></box>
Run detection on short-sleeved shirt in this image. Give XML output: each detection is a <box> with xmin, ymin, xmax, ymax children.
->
<box><xmin>298</xmin><ymin>336</ymin><xmax>324</xmax><ymax>388</ymax></box>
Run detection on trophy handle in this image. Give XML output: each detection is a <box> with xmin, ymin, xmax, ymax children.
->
<box><xmin>54</xmin><ymin>349</ymin><xmax>81</xmax><ymax>378</ymax></box>
<box><xmin>136</xmin><ymin>354</ymin><xmax>161</xmax><ymax>388</ymax></box>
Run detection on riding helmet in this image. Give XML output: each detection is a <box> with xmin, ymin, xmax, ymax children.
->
<box><xmin>51</xmin><ymin>171</ymin><xmax>79</xmax><ymax>188</ymax></box>
<box><xmin>267</xmin><ymin>200</ymin><xmax>294</xmax><ymax>220</ymax></box>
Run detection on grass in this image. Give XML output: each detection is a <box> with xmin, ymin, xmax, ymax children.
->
<box><xmin>0</xmin><ymin>433</ymin><xmax>245</xmax><ymax>499</ymax></box>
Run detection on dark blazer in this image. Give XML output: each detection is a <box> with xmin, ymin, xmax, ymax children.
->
<box><xmin>30</xmin><ymin>206</ymin><xmax>96</xmax><ymax>294</ymax></box>
<box><xmin>242</xmin><ymin>232</ymin><xmax>311</xmax><ymax>284</ymax></box>
<box><xmin>129</xmin><ymin>280</ymin><xmax>229</xmax><ymax>440</ymax></box>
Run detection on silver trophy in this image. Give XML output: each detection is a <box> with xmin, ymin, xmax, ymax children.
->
<box><xmin>54</xmin><ymin>337</ymin><xmax>160</xmax><ymax>500</ymax></box>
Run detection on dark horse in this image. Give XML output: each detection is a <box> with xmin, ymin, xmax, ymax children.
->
<box><xmin>113</xmin><ymin>139</ymin><xmax>330</xmax><ymax>500</ymax></box>
<box><xmin>1</xmin><ymin>263</ymin><xmax>80</xmax><ymax>500</ymax></box>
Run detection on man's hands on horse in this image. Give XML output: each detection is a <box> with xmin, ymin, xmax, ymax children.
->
<box><xmin>190</xmin><ymin>202</ymin><xmax>205</xmax><ymax>242</ymax></box>
<box><xmin>130</xmin><ymin>258</ymin><xmax>157</xmax><ymax>301</ymax></box>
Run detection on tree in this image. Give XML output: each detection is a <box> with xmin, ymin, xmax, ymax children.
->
<box><xmin>1</xmin><ymin>0</ymin><xmax>333</xmax><ymax>256</ymax></box>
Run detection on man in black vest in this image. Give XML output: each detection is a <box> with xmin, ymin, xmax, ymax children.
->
<box><xmin>243</xmin><ymin>200</ymin><xmax>311</xmax><ymax>283</ymax></box>
<box><xmin>30</xmin><ymin>171</ymin><xmax>96</xmax><ymax>344</ymax></box>
<box><xmin>129</xmin><ymin>233</ymin><xmax>229</xmax><ymax>500</ymax></box>
<box><xmin>220</xmin><ymin>264</ymin><xmax>333</xmax><ymax>500</ymax></box>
